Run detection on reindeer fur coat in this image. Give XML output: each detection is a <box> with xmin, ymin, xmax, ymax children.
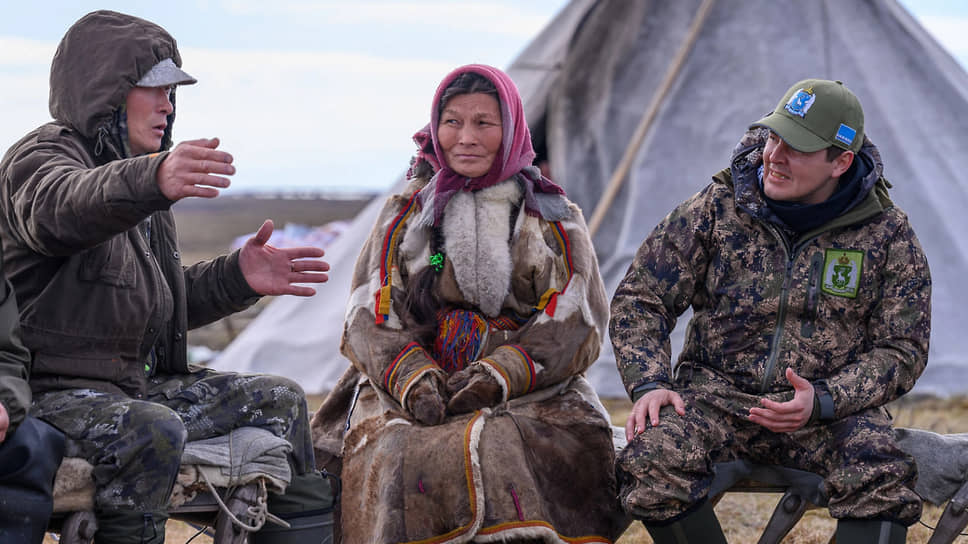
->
<box><xmin>311</xmin><ymin>174</ymin><xmax>626</xmax><ymax>543</ymax></box>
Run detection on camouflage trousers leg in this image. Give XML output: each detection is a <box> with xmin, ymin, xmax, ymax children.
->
<box><xmin>616</xmin><ymin>366</ymin><xmax>921</xmax><ymax>525</ymax></box>
<box><xmin>31</xmin><ymin>389</ymin><xmax>188</xmax><ymax>511</ymax></box>
<box><xmin>147</xmin><ymin>368</ymin><xmax>315</xmax><ymax>474</ymax></box>
<box><xmin>31</xmin><ymin>368</ymin><xmax>316</xmax><ymax>511</ymax></box>
<box><xmin>790</xmin><ymin>409</ymin><xmax>921</xmax><ymax>524</ymax></box>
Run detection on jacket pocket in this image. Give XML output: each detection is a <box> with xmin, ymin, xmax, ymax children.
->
<box><xmin>32</xmin><ymin>351</ymin><xmax>127</xmax><ymax>382</ymax></box>
<box><xmin>79</xmin><ymin>236</ymin><xmax>136</xmax><ymax>288</ymax></box>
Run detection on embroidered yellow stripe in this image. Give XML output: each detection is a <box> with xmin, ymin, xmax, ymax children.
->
<box><xmin>478</xmin><ymin>520</ymin><xmax>612</xmax><ymax>543</ymax></box>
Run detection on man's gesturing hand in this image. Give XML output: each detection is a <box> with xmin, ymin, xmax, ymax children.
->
<box><xmin>239</xmin><ymin>220</ymin><xmax>330</xmax><ymax>297</ymax></box>
<box><xmin>157</xmin><ymin>138</ymin><xmax>235</xmax><ymax>201</ymax></box>
<box><xmin>748</xmin><ymin>368</ymin><xmax>815</xmax><ymax>433</ymax></box>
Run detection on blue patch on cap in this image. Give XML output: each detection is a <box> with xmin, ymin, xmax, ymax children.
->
<box><xmin>835</xmin><ymin>123</ymin><xmax>856</xmax><ymax>146</ymax></box>
<box><xmin>784</xmin><ymin>88</ymin><xmax>815</xmax><ymax>118</ymax></box>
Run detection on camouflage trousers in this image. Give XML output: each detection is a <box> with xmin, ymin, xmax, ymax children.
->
<box><xmin>31</xmin><ymin>368</ymin><xmax>315</xmax><ymax>511</ymax></box>
<box><xmin>616</xmin><ymin>365</ymin><xmax>921</xmax><ymax>525</ymax></box>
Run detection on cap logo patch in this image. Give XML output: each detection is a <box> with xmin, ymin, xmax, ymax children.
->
<box><xmin>835</xmin><ymin>123</ymin><xmax>856</xmax><ymax>147</ymax></box>
<box><xmin>784</xmin><ymin>88</ymin><xmax>815</xmax><ymax>118</ymax></box>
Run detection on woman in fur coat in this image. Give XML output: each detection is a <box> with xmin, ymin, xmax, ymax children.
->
<box><xmin>310</xmin><ymin>64</ymin><xmax>626</xmax><ymax>543</ymax></box>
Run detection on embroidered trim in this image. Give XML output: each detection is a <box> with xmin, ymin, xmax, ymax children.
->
<box><xmin>534</xmin><ymin>221</ymin><xmax>574</xmax><ymax>317</ymax></box>
<box><xmin>481</xmin><ymin>345</ymin><xmax>536</xmax><ymax>398</ymax></box>
<box><xmin>487</xmin><ymin>314</ymin><xmax>527</xmax><ymax>330</ymax></box>
<box><xmin>376</xmin><ymin>193</ymin><xmax>421</xmax><ymax>324</ymax></box>
<box><xmin>477</xmin><ymin>521</ymin><xmax>612</xmax><ymax>543</ymax></box>
<box><xmin>506</xmin><ymin>345</ymin><xmax>536</xmax><ymax>394</ymax></box>
<box><xmin>399</xmin><ymin>364</ymin><xmax>440</xmax><ymax>408</ymax></box>
<box><xmin>384</xmin><ymin>342</ymin><xmax>424</xmax><ymax>393</ymax></box>
<box><xmin>478</xmin><ymin>360</ymin><xmax>510</xmax><ymax>403</ymax></box>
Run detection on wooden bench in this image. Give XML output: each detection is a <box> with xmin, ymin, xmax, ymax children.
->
<box><xmin>709</xmin><ymin>461</ymin><xmax>968</xmax><ymax>544</ymax></box>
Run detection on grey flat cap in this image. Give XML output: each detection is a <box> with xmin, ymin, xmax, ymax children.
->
<box><xmin>136</xmin><ymin>58</ymin><xmax>197</xmax><ymax>87</ymax></box>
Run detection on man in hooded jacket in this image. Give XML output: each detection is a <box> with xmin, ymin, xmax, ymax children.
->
<box><xmin>611</xmin><ymin>79</ymin><xmax>930</xmax><ymax>544</ymax></box>
<box><xmin>0</xmin><ymin>10</ymin><xmax>334</xmax><ymax>544</ymax></box>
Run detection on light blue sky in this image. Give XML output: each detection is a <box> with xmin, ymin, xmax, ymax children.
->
<box><xmin>1</xmin><ymin>1</ymin><xmax>965</xmax><ymax>194</ymax></box>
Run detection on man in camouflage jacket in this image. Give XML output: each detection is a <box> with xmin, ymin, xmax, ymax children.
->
<box><xmin>610</xmin><ymin>79</ymin><xmax>930</xmax><ymax>544</ymax></box>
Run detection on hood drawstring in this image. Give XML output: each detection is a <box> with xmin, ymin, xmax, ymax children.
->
<box><xmin>94</xmin><ymin>125</ymin><xmax>110</xmax><ymax>157</ymax></box>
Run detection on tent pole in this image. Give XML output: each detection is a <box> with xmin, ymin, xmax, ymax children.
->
<box><xmin>586</xmin><ymin>0</ymin><xmax>717</xmax><ymax>237</ymax></box>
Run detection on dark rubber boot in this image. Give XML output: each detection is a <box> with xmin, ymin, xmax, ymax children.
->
<box><xmin>643</xmin><ymin>500</ymin><xmax>728</xmax><ymax>544</ymax></box>
<box><xmin>835</xmin><ymin>518</ymin><xmax>907</xmax><ymax>544</ymax></box>
<box><xmin>0</xmin><ymin>417</ymin><xmax>65</xmax><ymax>544</ymax></box>
<box><xmin>93</xmin><ymin>510</ymin><xmax>167</xmax><ymax>544</ymax></box>
<box><xmin>251</xmin><ymin>470</ymin><xmax>338</xmax><ymax>543</ymax></box>
<box><xmin>249</xmin><ymin>511</ymin><xmax>334</xmax><ymax>544</ymax></box>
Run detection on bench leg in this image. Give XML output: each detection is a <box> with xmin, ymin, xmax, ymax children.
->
<box><xmin>928</xmin><ymin>480</ymin><xmax>968</xmax><ymax>544</ymax></box>
<box><xmin>758</xmin><ymin>489</ymin><xmax>810</xmax><ymax>544</ymax></box>
<box><xmin>59</xmin><ymin>511</ymin><xmax>98</xmax><ymax>544</ymax></box>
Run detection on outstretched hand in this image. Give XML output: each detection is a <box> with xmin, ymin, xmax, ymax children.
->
<box><xmin>156</xmin><ymin>137</ymin><xmax>235</xmax><ymax>201</ymax></box>
<box><xmin>748</xmin><ymin>368</ymin><xmax>815</xmax><ymax>433</ymax></box>
<box><xmin>239</xmin><ymin>220</ymin><xmax>330</xmax><ymax>297</ymax></box>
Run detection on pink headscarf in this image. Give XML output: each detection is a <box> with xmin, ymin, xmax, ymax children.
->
<box><xmin>412</xmin><ymin>64</ymin><xmax>564</xmax><ymax>226</ymax></box>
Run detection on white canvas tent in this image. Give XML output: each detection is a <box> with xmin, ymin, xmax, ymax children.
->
<box><xmin>213</xmin><ymin>0</ymin><xmax>968</xmax><ymax>398</ymax></box>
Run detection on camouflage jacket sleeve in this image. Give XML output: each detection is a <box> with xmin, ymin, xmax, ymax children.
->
<box><xmin>819</xmin><ymin>218</ymin><xmax>930</xmax><ymax>417</ymax></box>
<box><xmin>610</xmin><ymin>185</ymin><xmax>715</xmax><ymax>397</ymax></box>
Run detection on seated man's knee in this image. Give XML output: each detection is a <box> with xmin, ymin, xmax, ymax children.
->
<box><xmin>125</xmin><ymin>403</ymin><xmax>187</xmax><ymax>468</ymax></box>
<box><xmin>260</xmin><ymin>375</ymin><xmax>306</xmax><ymax>399</ymax></box>
<box><xmin>245</xmin><ymin>374</ymin><xmax>308</xmax><ymax>411</ymax></box>
<box><xmin>616</xmin><ymin>424</ymin><xmax>711</xmax><ymax>521</ymax></box>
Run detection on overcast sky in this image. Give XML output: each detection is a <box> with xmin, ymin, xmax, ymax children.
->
<box><xmin>1</xmin><ymin>1</ymin><xmax>965</xmax><ymax>194</ymax></box>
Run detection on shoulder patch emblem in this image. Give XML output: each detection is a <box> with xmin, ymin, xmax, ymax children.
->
<box><xmin>821</xmin><ymin>249</ymin><xmax>864</xmax><ymax>298</ymax></box>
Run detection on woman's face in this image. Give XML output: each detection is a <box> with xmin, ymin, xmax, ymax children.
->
<box><xmin>437</xmin><ymin>92</ymin><xmax>502</xmax><ymax>178</ymax></box>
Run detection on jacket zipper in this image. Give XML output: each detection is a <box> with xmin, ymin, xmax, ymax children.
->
<box><xmin>801</xmin><ymin>253</ymin><xmax>824</xmax><ymax>338</ymax></box>
<box><xmin>759</xmin><ymin>225</ymin><xmax>818</xmax><ymax>393</ymax></box>
<box><xmin>140</xmin><ymin>220</ymin><xmax>168</xmax><ymax>377</ymax></box>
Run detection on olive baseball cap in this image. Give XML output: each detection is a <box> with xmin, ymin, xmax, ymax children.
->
<box><xmin>751</xmin><ymin>78</ymin><xmax>864</xmax><ymax>153</ymax></box>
